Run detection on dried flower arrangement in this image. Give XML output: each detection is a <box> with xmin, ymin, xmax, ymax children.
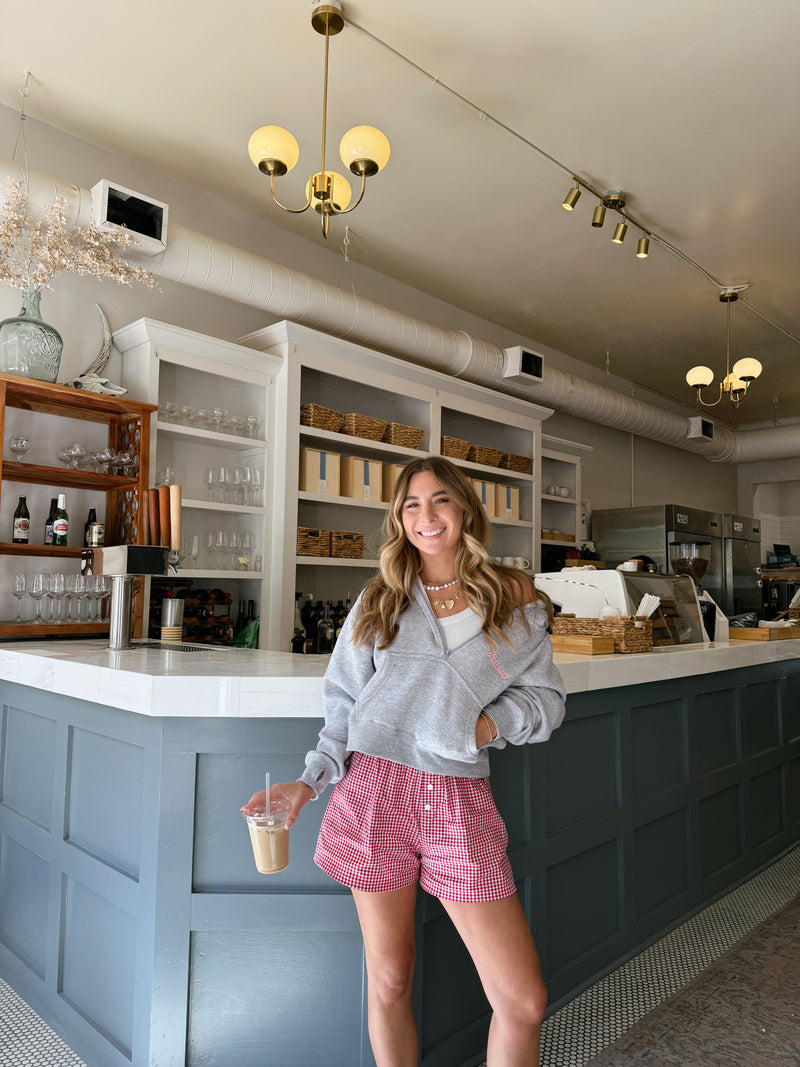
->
<box><xmin>0</xmin><ymin>177</ymin><xmax>156</xmax><ymax>292</ymax></box>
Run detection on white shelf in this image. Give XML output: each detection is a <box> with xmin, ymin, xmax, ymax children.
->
<box><xmin>491</xmin><ymin>517</ymin><xmax>534</xmax><ymax>528</ymax></box>
<box><xmin>177</xmin><ymin>569</ymin><xmax>264</xmax><ymax>579</ymax></box>
<box><xmin>300</xmin><ymin>424</ymin><xmax>424</xmax><ymax>460</ymax></box>
<box><xmin>452</xmin><ymin>458</ymin><xmax>534</xmax><ymax>482</ymax></box>
<box><xmin>296</xmin><ymin>556</ymin><xmax>380</xmax><ymax>568</ymax></box>
<box><xmin>541</xmin><ymin>493</ymin><xmax>577</xmax><ymax>504</ymax></box>
<box><xmin>298</xmin><ymin>491</ymin><xmax>387</xmax><ymax>511</ymax></box>
<box><xmin>541</xmin><ymin>538</ymin><xmax>579</xmax><ymax>548</ymax></box>
<box><xmin>155</xmin><ymin>420</ymin><xmax>267</xmax><ymax>451</ymax></box>
<box><xmin>181</xmin><ymin>498</ymin><xmax>265</xmax><ymax>515</ymax></box>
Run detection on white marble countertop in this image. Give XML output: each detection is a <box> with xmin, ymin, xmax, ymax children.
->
<box><xmin>0</xmin><ymin>637</ymin><xmax>797</xmax><ymax>718</ymax></box>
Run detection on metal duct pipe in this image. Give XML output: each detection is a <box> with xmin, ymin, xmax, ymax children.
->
<box><xmin>3</xmin><ymin>157</ymin><xmax>796</xmax><ymax>466</ymax></box>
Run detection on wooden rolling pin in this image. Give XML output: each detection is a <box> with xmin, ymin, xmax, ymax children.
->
<box><xmin>158</xmin><ymin>486</ymin><xmax>170</xmax><ymax>548</ymax></box>
<box><xmin>148</xmin><ymin>488</ymin><xmax>161</xmax><ymax>546</ymax></box>
<box><xmin>169</xmin><ymin>484</ymin><xmax>182</xmax><ymax>552</ymax></box>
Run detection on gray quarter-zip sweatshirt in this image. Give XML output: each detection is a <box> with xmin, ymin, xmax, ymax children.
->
<box><xmin>299</xmin><ymin>580</ymin><xmax>566</xmax><ymax>797</ymax></box>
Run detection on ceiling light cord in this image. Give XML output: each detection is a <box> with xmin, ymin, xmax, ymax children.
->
<box><xmin>347</xmin><ymin>17</ymin><xmax>798</xmax><ymax>352</ymax></box>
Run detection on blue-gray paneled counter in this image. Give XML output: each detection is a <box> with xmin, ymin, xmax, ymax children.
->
<box><xmin>0</xmin><ymin>638</ymin><xmax>798</xmax><ymax>1067</ymax></box>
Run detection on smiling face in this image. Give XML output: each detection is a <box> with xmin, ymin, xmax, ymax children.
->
<box><xmin>401</xmin><ymin>470</ymin><xmax>464</xmax><ymax>577</ymax></box>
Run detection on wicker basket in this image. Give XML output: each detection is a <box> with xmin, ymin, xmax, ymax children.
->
<box><xmin>552</xmin><ymin>613</ymin><xmax>653</xmax><ymax>654</ymax></box>
<box><xmin>776</xmin><ymin>607</ymin><xmax>800</xmax><ymax>621</ymax></box>
<box><xmin>382</xmin><ymin>422</ymin><xmax>425</xmax><ymax>449</ymax></box>
<box><xmin>330</xmin><ymin>530</ymin><xmax>364</xmax><ymax>559</ymax></box>
<box><xmin>300</xmin><ymin>403</ymin><xmax>344</xmax><ymax>432</ymax></box>
<box><xmin>343</xmin><ymin>413</ymin><xmax>388</xmax><ymax>441</ymax></box>
<box><xmin>467</xmin><ymin>444</ymin><xmax>504</xmax><ymax>467</ymax></box>
<box><xmin>499</xmin><ymin>452</ymin><xmax>532</xmax><ymax>474</ymax></box>
<box><xmin>440</xmin><ymin>435</ymin><xmax>471</xmax><ymax>459</ymax></box>
<box><xmin>297</xmin><ymin>527</ymin><xmax>331</xmax><ymax>557</ymax></box>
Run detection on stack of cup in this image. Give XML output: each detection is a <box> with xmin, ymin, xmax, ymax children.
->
<box><xmin>161</xmin><ymin>597</ymin><xmax>184</xmax><ymax>643</ymax></box>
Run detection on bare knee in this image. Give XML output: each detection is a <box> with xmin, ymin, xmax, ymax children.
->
<box><xmin>367</xmin><ymin>954</ymin><xmax>415</xmax><ymax>1007</ymax></box>
<box><xmin>495</xmin><ymin>979</ymin><xmax>548</xmax><ymax>1028</ymax></box>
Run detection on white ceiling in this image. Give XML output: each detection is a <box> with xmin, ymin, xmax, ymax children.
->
<box><xmin>2</xmin><ymin>0</ymin><xmax>799</xmax><ymax>426</ymax></box>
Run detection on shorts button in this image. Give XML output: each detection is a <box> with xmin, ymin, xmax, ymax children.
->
<box><xmin>424</xmin><ymin>803</ymin><xmax>431</xmax><ymax>811</ymax></box>
<box><xmin>427</xmin><ymin>783</ymin><xmax>433</xmax><ymax>791</ymax></box>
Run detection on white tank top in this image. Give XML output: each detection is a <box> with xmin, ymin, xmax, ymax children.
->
<box><xmin>437</xmin><ymin>606</ymin><xmax>484</xmax><ymax>650</ymax></box>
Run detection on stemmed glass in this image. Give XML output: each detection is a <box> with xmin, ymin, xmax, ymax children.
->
<box><xmin>64</xmin><ymin>574</ymin><xmax>82</xmax><ymax>621</ymax></box>
<box><xmin>65</xmin><ymin>442</ymin><xmax>87</xmax><ymax>469</ymax></box>
<box><xmin>27</xmin><ymin>572</ymin><xmax>47</xmax><ymax>624</ymax></box>
<box><xmin>95</xmin><ymin>576</ymin><xmax>112</xmax><ymax>621</ymax></box>
<box><xmin>245</xmin><ymin>415</ymin><xmax>262</xmax><ymax>439</ymax></box>
<box><xmin>115</xmin><ymin>451</ymin><xmax>135</xmax><ymax>477</ymax></box>
<box><xmin>158</xmin><ymin>400</ymin><xmax>178</xmax><ymax>423</ymax></box>
<box><xmin>11</xmin><ymin>574</ymin><xmax>27</xmax><ymax>623</ymax></box>
<box><xmin>209</xmin><ymin>407</ymin><xmax>228</xmax><ymax>433</ymax></box>
<box><xmin>48</xmin><ymin>573</ymin><xmax>67</xmax><ymax>622</ymax></box>
<box><xmin>92</xmin><ymin>447</ymin><xmax>116</xmax><ymax>473</ymax></box>
<box><xmin>9</xmin><ymin>435</ymin><xmax>31</xmax><ymax>461</ymax></box>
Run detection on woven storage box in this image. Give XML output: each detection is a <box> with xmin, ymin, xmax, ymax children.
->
<box><xmin>382</xmin><ymin>422</ymin><xmax>424</xmax><ymax>449</ymax></box>
<box><xmin>330</xmin><ymin>530</ymin><xmax>364</xmax><ymax>559</ymax></box>
<box><xmin>300</xmin><ymin>403</ymin><xmax>344</xmax><ymax>432</ymax></box>
<box><xmin>440</xmin><ymin>435</ymin><xmax>471</xmax><ymax>459</ymax></box>
<box><xmin>343</xmin><ymin>413</ymin><xmax>388</xmax><ymax>440</ymax></box>
<box><xmin>499</xmin><ymin>452</ymin><xmax>532</xmax><ymax>474</ymax></box>
<box><xmin>552</xmin><ymin>613</ymin><xmax>653</xmax><ymax>654</ymax></box>
<box><xmin>297</xmin><ymin>527</ymin><xmax>331</xmax><ymax>557</ymax></box>
<box><xmin>467</xmin><ymin>444</ymin><xmax>503</xmax><ymax>467</ymax></box>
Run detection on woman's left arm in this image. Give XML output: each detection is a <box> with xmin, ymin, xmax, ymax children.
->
<box><xmin>482</xmin><ymin>590</ymin><xmax>567</xmax><ymax>746</ymax></box>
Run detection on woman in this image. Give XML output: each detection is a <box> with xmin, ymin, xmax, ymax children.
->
<box><xmin>243</xmin><ymin>456</ymin><xmax>566</xmax><ymax>1066</ymax></box>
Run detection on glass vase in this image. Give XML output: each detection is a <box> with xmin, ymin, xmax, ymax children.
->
<box><xmin>0</xmin><ymin>288</ymin><xmax>63</xmax><ymax>383</ymax></box>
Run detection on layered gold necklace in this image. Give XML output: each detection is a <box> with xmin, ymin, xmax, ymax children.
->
<box><xmin>422</xmin><ymin>577</ymin><xmax>461</xmax><ymax>612</ymax></box>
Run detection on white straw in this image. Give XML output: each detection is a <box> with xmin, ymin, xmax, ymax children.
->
<box><xmin>265</xmin><ymin>771</ymin><xmax>272</xmax><ymax>825</ymax></box>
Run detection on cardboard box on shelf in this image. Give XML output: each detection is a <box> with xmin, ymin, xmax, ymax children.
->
<box><xmin>299</xmin><ymin>448</ymin><xmax>341</xmax><ymax>496</ymax></box>
<box><xmin>472</xmin><ymin>479</ymin><xmax>496</xmax><ymax>518</ymax></box>
<box><xmin>341</xmin><ymin>456</ymin><xmax>383</xmax><ymax>502</ymax></box>
<box><xmin>494</xmin><ymin>483</ymin><xmax>520</xmax><ymax>520</ymax></box>
<box><xmin>382</xmin><ymin>463</ymin><xmax>406</xmax><ymax>501</ymax></box>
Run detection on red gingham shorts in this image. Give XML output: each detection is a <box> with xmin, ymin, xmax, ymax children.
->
<box><xmin>314</xmin><ymin>752</ymin><xmax>516</xmax><ymax>902</ymax></box>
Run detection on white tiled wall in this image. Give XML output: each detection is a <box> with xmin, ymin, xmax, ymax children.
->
<box><xmin>758</xmin><ymin>512</ymin><xmax>799</xmax><ymax>558</ymax></box>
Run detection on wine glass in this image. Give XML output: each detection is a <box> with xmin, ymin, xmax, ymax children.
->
<box><xmin>92</xmin><ymin>447</ymin><xmax>116</xmax><ymax>473</ymax></box>
<box><xmin>27</xmin><ymin>572</ymin><xmax>47</xmax><ymax>624</ymax></box>
<box><xmin>9</xmin><ymin>434</ymin><xmax>31</xmax><ymax>461</ymax></box>
<box><xmin>115</xmin><ymin>451</ymin><xmax>135</xmax><ymax>477</ymax></box>
<box><xmin>228</xmin><ymin>415</ymin><xmax>245</xmax><ymax>437</ymax></box>
<box><xmin>11</xmin><ymin>574</ymin><xmax>27</xmax><ymax>623</ymax></box>
<box><xmin>158</xmin><ymin>400</ymin><xmax>178</xmax><ymax>423</ymax></box>
<box><xmin>48</xmin><ymin>572</ymin><xmax>67</xmax><ymax>622</ymax></box>
<box><xmin>64</xmin><ymin>574</ymin><xmax>82</xmax><ymax>621</ymax></box>
<box><xmin>95</xmin><ymin>576</ymin><xmax>112</xmax><ymax>621</ymax></box>
<box><xmin>209</xmin><ymin>407</ymin><xmax>228</xmax><ymax>433</ymax></box>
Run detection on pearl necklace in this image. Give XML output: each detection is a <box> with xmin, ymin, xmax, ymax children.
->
<box><xmin>421</xmin><ymin>577</ymin><xmax>458</xmax><ymax>591</ymax></box>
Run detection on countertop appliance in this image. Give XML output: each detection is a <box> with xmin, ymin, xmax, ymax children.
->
<box><xmin>591</xmin><ymin>504</ymin><xmax>723</xmax><ymax>609</ymax></box>
<box><xmin>722</xmin><ymin>514</ymin><xmax>761</xmax><ymax>615</ymax></box>
<box><xmin>534</xmin><ymin>569</ymin><xmax>707</xmax><ymax>645</ymax></box>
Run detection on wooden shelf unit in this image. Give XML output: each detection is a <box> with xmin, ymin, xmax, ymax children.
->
<box><xmin>0</xmin><ymin>372</ymin><xmax>155</xmax><ymax>639</ymax></box>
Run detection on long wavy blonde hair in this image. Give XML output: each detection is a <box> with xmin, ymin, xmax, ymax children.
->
<box><xmin>351</xmin><ymin>455</ymin><xmax>552</xmax><ymax>650</ymax></box>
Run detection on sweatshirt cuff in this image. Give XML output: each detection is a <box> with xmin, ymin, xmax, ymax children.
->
<box><xmin>298</xmin><ymin>756</ymin><xmax>334</xmax><ymax>798</ymax></box>
<box><xmin>482</xmin><ymin>700</ymin><xmax>517</xmax><ymax>743</ymax></box>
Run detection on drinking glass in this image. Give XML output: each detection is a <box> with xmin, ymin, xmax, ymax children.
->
<box><xmin>9</xmin><ymin>434</ymin><xmax>31</xmax><ymax>460</ymax></box>
<box><xmin>228</xmin><ymin>415</ymin><xmax>245</xmax><ymax>436</ymax></box>
<box><xmin>48</xmin><ymin>572</ymin><xmax>67</xmax><ymax>622</ymax></box>
<box><xmin>176</xmin><ymin>405</ymin><xmax>195</xmax><ymax>425</ymax></box>
<box><xmin>205</xmin><ymin>467</ymin><xmax>216</xmax><ymax>501</ymax></box>
<box><xmin>92</xmin><ymin>447</ymin><xmax>116</xmax><ymax>473</ymax></box>
<box><xmin>28</xmin><ymin>572</ymin><xmax>47</xmax><ymax>624</ymax></box>
<box><xmin>11</xmin><ymin>574</ymin><xmax>27</xmax><ymax>623</ymax></box>
<box><xmin>95</xmin><ymin>576</ymin><xmax>112</xmax><ymax>621</ymax></box>
<box><xmin>65</xmin><ymin>442</ymin><xmax>87</xmax><ymax>469</ymax></box>
<box><xmin>209</xmin><ymin>407</ymin><xmax>228</xmax><ymax>432</ymax></box>
<box><xmin>158</xmin><ymin>400</ymin><xmax>178</xmax><ymax>423</ymax></box>
<box><xmin>240</xmin><ymin>466</ymin><xmax>253</xmax><ymax>506</ymax></box>
<box><xmin>251</xmin><ymin>468</ymin><xmax>264</xmax><ymax>507</ymax></box>
<box><xmin>115</xmin><ymin>451</ymin><xmax>135</xmax><ymax>477</ymax></box>
<box><xmin>230</xmin><ymin>467</ymin><xmax>244</xmax><ymax>505</ymax></box>
<box><xmin>64</xmin><ymin>574</ymin><xmax>82</xmax><ymax>621</ymax></box>
<box><xmin>245</xmin><ymin>415</ymin><xmax>262</xmax><ymax>439</ymax></box>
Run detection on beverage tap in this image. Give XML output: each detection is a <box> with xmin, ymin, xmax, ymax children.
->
<box><xmin>95</xmin><ymin>546</ymin><xmax>169</xmax><ymax>650</ymax></box>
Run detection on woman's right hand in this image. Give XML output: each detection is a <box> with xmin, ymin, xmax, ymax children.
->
<box><xmin>241</xmin><ymin>781</ymin><xmax>314</xmax><ymax>829</ymax></box>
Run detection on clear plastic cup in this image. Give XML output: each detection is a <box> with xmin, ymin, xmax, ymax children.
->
<box><xmin>243</xmin><ymin>798</ymin><xmax>291</xmax><ymax>873</ymax></box>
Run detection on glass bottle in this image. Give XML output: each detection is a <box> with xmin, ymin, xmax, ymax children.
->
<box><xmin>44</xmin><ymin>497</ymin><xmax>58</xmax><ymax>545</ymax></box>
<box><xmin>83</xmin><ymin>508</ymin><xmax>97</xmax><ymax>547</ymax></box>
<box><xmin>317</xmin><ymin>604</ymin><xmax>335</xmax><ymax>655</ymax></box>
<box><xmin>12</xmin><ymin>496</ymin><xmax>30</xmax><ymax>544</ymax></box>
<box><xmin>52</xmin><ymin>494</ymin><xmax>69</xmax><ymax>546</ymax></box>
<box><xmin>0</xmin><ymin>287</ymin><xmax>64</xmax><ymax>383</ymax></box>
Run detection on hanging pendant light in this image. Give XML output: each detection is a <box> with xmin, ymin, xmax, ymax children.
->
<box><xmin>686</xmin><ymin>289</ymin><xmax>763</xmax><ymax>409</ymax></box>
<box><xmin>248</xmin><ymin>0</ymin><xmax>390</xmax><ymax>238</ymax></box>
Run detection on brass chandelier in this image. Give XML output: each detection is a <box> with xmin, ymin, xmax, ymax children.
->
<box><xmin>686</xmin><ymin>289</ymin><xmax>763</xmax><ymax>408</ymax></box>
<box><xmin>248</xmin><ymin>0</ymin><xmax>390</xmax><ymax>238</ymax></box>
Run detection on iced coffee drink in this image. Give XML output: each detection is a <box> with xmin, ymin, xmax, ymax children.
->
<box><xmin>243</xmin><ymin>799</ymin><xmax>291</xmax><ymax>874</ymax></box>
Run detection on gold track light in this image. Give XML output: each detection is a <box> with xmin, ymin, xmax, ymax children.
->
<box><xmin>592</xmin><ymin>204</ymin><xmax>606</xmax><ymax>227</ymax></box>
<box><xmin>612</xmin><ymin>221</ymin><xmax>627</xmax><ymax>244</ymax></box>
<box><xmin>562</xmin><ymin>183</ymin><xmax>582</xmax><ymax>211</ymax></box>
<box><xmin>637</xmin><ymin>235</ymin><xmax>649</xmax><ymax>258</ymax></box>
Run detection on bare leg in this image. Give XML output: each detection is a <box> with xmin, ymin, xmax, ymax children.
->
<box><xmin>441</xmin><ymin>893</ymin><xmax>546</xmax><ymax>1067</ymax></box>
<box><xmin>352</xmin><ymin>883</ymin><xmax>419</xmax><ymax>1067</ymax></box>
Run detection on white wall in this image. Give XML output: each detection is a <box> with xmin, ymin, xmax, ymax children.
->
<box><xmin>0</xmin><ymin>105</ymin><xmax>742</xmax><ymax>519</ymax></box>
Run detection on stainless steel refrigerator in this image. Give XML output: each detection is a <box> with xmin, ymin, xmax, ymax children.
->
<box><xmin>722</xmin><ymin>514</ymin><xmax>761</xmax><ymax>615</ymax></box>
<box><xmin>591</xmin><ymin>504</ymin><xmax>724</xmax><ymax>608</ymax></box>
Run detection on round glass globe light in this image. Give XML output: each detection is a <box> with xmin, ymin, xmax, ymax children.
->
<box><xmin>686</xmin><ymin>366</ymin><xmax>714</xmax><ymax>388</ymax></box>
<box><xmin>306</xmin><ymin>171</ymin><xmax>352</xmax><ymax>212</ymax></box>
<box><xmin>732</xmin><ymin>357</ymin><xmax>762</xmax><ymax>382</ymax></box>
<box><xmin>339</xmin><ymin>126</ymin><xmax>390</xmax><ymax>175</ymax></box>
<box><xmin>248</xmin><ymin>126</ymin><xmax>300</xmax><ymax>173</ymax></box>
<box><xmin>723</xmin><ymin>371</ymin><xmax>747</xmax><ymax>393</ymax></box>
